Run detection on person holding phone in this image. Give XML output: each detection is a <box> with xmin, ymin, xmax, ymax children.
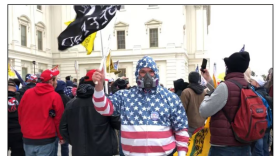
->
<box><xmin>199</xmin><ymin>52</ymin><xmax>252</xmax><ymax>156</ymax></box>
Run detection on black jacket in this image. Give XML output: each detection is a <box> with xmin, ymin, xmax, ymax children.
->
<box><xmin>8</xmin><ymin>91</ymin><xmax>22</xmax><ymax>134</ymax></box>
<box><xmin>59</xmin><ymin>84</ymin><xmax>120</xmax><ymax>156</ymax></box>
<box><xmin>56</xmin><ymin>91</ymin><xmax>71</xmax><ymax>108</ymax></box>
<box><xmin>17</xmin><ymin>83</ymin><xmax>36</xmax><ymax>102</ymax></box>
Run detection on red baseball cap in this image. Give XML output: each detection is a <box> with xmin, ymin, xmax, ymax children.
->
<box><xmin>40</xmin><ymin>69</ymin><xmax>60</xmax><ymax>82</ymax></box>
<box><xmin>84</xmin><ymin>69</ymin><xmax>96</xmax><ymax>82</ymax></box>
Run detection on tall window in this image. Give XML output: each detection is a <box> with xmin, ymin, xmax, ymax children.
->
<box><xmin>118</xmin><ymin>68</ymin><xmax>126</xmax><ymax>77</ymax></box>
<box><xmin>117</xmin><ymin>31</ymin><xmax>125</xmax><ymax>49</ymax></box>
<box><xmin>22</xmin><ymin>67</ymin><xmax>27</xmax><ymax>78</ymax></box>
<box><xmin>37</xmin><ymin>31</ymin><xmax>43</xmax><ymax>50</ymax></box>
<box><xmin>21</xmin><ymin>25</ymin><xmax>27</xmax><ymax>46</ymax></box>
<box><xmin>37</xmin><ymin>5</ymin><xmax>42</xmax><ymax>10</ymax></box>
<box><xmin>149</xmin><ymin>28</ymin><xmax>158</xmax><ymax>47</ymax></box>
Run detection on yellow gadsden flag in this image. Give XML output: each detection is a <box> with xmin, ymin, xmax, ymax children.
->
<box><xmin>65</xmin><ymin>21</ymin><xmax>97</xmax><ymax>55</ymax></box>
<box><xmin>8</xmin><ymin>63</ymin><xmax>15</xmax><ymax>77</ymax></box>
<box><xmin>106</xmin><ymin>51</ymin><xmax>121</xmax><ymax>74</ymax></box>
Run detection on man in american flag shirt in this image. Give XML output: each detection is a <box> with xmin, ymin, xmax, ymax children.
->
<box><xmin>92</xmin><ymin>56</ymin><xmax>189</xmax><ymax>156</ymax></box>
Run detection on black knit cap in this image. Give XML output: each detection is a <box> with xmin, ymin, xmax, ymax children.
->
<box><xmin>188</xmin><ymin>72</ymin><xmax>200</xmax><ymax>84</ymax></box>
<box><xmin>224</xmin><ymin>51</ymin><xmax>250</xmax><ymax>73</ymax></box>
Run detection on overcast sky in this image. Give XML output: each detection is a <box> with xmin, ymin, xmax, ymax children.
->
<box><xmin>208</xmin><ymin>5</ymin><xmax>272</xmax><ymax>76</ymax></box>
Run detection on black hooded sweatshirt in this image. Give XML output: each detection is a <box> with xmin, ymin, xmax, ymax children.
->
<box><xmin>59</xmin><ymin>84</ymin><xmax>120</xmax><ymax>156</ymax></box>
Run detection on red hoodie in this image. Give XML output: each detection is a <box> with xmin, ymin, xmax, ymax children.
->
<box><xmin>18</xmin><ymin>83</ymin><xmax>64</xmax><ymax>141</ymax></box>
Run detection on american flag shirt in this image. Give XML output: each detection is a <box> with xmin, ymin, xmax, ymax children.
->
<box><xmin>93</xmin><ymin>56</ymin><xmax>189</xmax><ymax>156</ymax></box>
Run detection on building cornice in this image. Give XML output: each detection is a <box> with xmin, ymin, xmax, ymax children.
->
<box><xmin>8</xmin><ymin>49</ymin><xmax>53</xmax><ymax>63</ymax></box>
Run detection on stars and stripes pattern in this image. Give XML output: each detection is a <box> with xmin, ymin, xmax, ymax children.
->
<box><xmin>92</xmin><ymin>56</ymin><xmax>189</xmax><ymax>156</ymax></box>
<box><xmin>64</xmin><ymin>86</ymin><xmax>74</xmax><ymax>98</ymax></box>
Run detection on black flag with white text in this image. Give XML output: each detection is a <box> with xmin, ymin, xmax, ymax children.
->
<box><xmin>57</xmin><ymin>5</ymin><xmax>121</xmax><ymax>51</ymax></box>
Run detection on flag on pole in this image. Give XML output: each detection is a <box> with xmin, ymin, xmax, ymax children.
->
<box><xmin>213</xmin><ymin>63</ymin><xmax>217</xmax><ymax>88</ymax></box>
<box><xmin>65</xmin><ymin>21</ymin><xmax>97</xmax><ymax>55</ymax></box>
<box><xmin>106</xmin><ymin>51</ymin><xmax>121</xmax><ymax>74</ymax></box>
<box><xmin>11</xmin><ymin>66</ymin><xmax>26</xmax><ymax>87</ymax></box>
<box><xmin>58</xmin><ymin>5</ymin><xmax>121</xmax><ymax>51</ymax></box>
<box><xmin>8</xmin><ymin>63</ymin><xmax>15</xmax><ymax>77</ymax></box>
<box><xmin>196</xmin><ymin>65</ymin><xmax>207</xmax><ymax>86</ymax></box>
<box><xmin>239</xmin><ymin>44</ymin><xmax>245</xmax><ymax>52</ymax></box>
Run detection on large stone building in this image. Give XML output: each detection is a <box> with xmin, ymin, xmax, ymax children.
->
<box><xmin>8</xmin><ymin>5</ymin><xmax>210</xmax><ymax>88</ymax></box>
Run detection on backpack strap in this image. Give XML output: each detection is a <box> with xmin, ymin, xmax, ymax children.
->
<box><xmin>228</xmin><ymin>80</ymin><xmax>244</xmax><ymax>90</ymax></box>
<box><xmin>221</xmin><ymin>80</ymin><xmax>244</xmax><ymax>124</ymax></box>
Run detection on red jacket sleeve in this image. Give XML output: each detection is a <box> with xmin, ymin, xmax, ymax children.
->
<box><xmin>53</xmin><ymin>93</ymin><xmax>65</xmax><ymax>140</ymax></box>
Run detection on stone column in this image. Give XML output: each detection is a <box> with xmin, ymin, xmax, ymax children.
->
<box><xmin>166</xmin><ymin>59</ymin><xmax>177</xmax><ymax>88</ymax></box>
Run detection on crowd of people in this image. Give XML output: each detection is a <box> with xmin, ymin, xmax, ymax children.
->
<box><xmin>8</xmin><ymin>51</ymin><xmax>273</xmax><ymax>156</ymax></box>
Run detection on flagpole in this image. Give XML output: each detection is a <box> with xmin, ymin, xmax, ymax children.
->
<box><xmin>100</xmin><ymin>31</ymin><xmax>108</xmax><ymax>95</ymax></box>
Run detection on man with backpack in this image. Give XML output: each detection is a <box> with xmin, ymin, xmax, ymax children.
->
<box><xmin>250</xmin><ymin>76</ymin><xmax>272</xmax><ymax>156</ymax></box>
<box><xmin>199</xmin><ymin>51</ymin><xmax>267</xmax><ymax>156</ymax></box>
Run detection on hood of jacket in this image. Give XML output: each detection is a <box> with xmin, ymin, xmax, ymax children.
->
<box><xmin>55</xmin><ymin>80</ymin><xmax>66</xmax><ymax>93</ymax></box>
<box><xmin>34</xmin><ymin>83</ymin><xmax>55</xmax><ymax>95</ymax></box>
<box><xmin>187</xmin><ymin>83</ymin><xmax>204</xmax><ymax>95</ymax></box>
<box><xmin>77</xmin><ymin>84</ymin><xmax>94</xmax><ymax>98</ymax></box>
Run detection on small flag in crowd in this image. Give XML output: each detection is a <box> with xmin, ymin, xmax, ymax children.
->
<box><xmin>213</xmin><ymin>63</ymin><xmax>217</xmax><ymax>88</ymax></box>
<box><xmin>106</xmin><ymin>51</ymin><xmax>121</xmax><ymax>74</ymax></box>
<box><xmin>239</xmin><ymin>44</ymin><xmax>245</xmax><ymax>52</ymax></box>
<box><xmin>196</xmin><ymin>65</ymin><xmax>207</xmax><ymax>86</ymax></box>
<box><xmin>11</xmin><ymin>66</ymin><xmax>26</xmax><ymax>87</ymax></box>
<box><xmin>113</xmin><ymin>60</ymin><xmax>119</xmax><ymax>70</ymax></box>
<box><xmin>58</xmin><ymin>5</ymin><xmax>121</xmax><ymax>51</ymax></box>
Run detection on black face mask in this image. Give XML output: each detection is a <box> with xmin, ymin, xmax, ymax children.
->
<box><xmin>143</xmin><ymin>73</ymin><xmax>154</xmax><ymax>89</ymax></box>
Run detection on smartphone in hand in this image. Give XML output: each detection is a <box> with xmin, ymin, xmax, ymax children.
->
<box><xmin>200</xmin><ymin>58</ymin><xmax>207</xmax><ymax>73</ymax></box>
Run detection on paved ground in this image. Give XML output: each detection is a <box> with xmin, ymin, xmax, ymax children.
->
<box><xmin>9</xmin><ymin>144</ymin><xmax>120</xmax><ymax>156</ymax></box>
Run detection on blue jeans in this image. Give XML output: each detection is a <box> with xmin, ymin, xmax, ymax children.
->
<box><xmin>23</xmin><ymin>141</ymin><xmax>56</xmax><ymax>156</ymax></box>
<box><xmin>54</xmin><ymin>137</ymin><xmax>69</xmax><ymax>156</ymax></box>
<box><xmin>118</xmin><ymin>130</ymin><xmax>125</xmax><ymax>156</ymax></box>
<box><xmin>252</xmin><ymin>131</ymin><xmax>270</xmax><ymax>156</ymax></box>
<box><xmin>208</xmin><ymin>145</ymin><xmax>251</xmax><ymax>156</ymax></box>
